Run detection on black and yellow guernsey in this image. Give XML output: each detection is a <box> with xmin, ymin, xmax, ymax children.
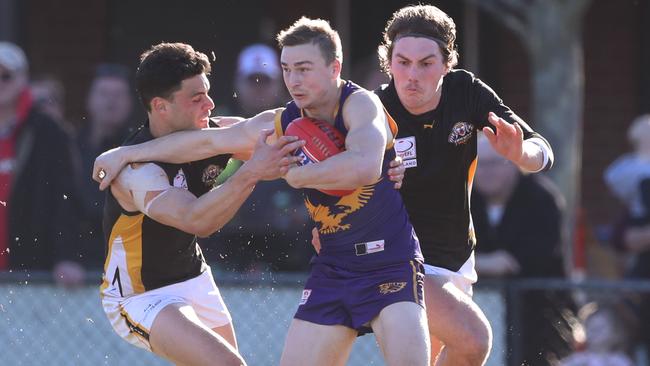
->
<box><xmin>100</xmin><ymin>120</ymin><xmax>231</xmax><ymax>298</ymax></box>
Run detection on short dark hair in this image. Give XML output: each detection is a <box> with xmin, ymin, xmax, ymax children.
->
<box><xmin>276</xmin><ymin>17</ymin><xmax>342</xmax><ymax>65</ymax></box>
<box><xmin>378</xmin><ymin>5</ymin><xmax>459</xmax><ymax>74</ymax></box>
<box><xmin>135</xmin><ymin>42</ymin><xmax>211</xmax><ymax>111</ymax></box>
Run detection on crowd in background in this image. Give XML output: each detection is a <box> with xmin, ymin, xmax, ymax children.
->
<box><xmin>2</xmin><ymin>36</ymin><xmax>650</xmax><ymax>365</ymax></box>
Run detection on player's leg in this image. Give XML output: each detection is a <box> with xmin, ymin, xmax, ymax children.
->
<box><xmin>149</xmin><ymin>302</ymin><xmax>246</xmax><ymax>366</ymax></box>
<box><xmin>429</xmin><ymin>336</ymin><xmax>444</xmax><ymax>365</ymax></box>
<box><xmin>424</xmin><ymin>275</ymin><xmax>492</xmax><ymax>366</ymax></box>
<box><xmin>371</xmin><ymin>301</ymin><xmax>430</xmax><ymax>366</ymax></box>
<box><xmin>212</xmin><ymin>322</ymin><xmax>238</xmax><ymax>350</ymax></box>
<box><xmin>279</xmin><ymin>319</ymin><xmax>357</xmax><ymax>366</ymax></box>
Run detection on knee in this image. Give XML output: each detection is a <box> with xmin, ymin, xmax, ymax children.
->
<box><xmin>461</xmin><ymin>319</ymin><xmax>492</xmax><ymax>362</ymax></box>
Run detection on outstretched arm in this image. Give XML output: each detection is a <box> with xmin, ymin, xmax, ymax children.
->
<box><xmin>284</xmin><ymin>91</ymin><xmax>387</xmax><ymax>190</ymax></box>
<box><xmin>94</xmin><ymin>109</ymin><xmax>300</xmax><ymax>190</ymax></box>
<box><xmin>482</xmin><ymin>112</ymin><xmax>551</xmax><ymax>172</ymax></box>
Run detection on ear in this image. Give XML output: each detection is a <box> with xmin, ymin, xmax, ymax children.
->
<box><xmin>443</xmin><ymin>62</ymin><xmax>451</xmax><ymax>75</ymax></box>
<box><xmin>151</xmin><ymin>97</ymin><xmax>167</xmax><ymax>113</ymax></box>
<box><xmin>331</xmin><ymin>59</ymin><xmax>342</xmax><ymax>79</ymax></box>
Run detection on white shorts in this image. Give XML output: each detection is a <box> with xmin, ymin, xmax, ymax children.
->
<box><xmin>424</xmin><ymin>251</ymin><xmax>478</xmax><ymax>296</ymax></box>
<box><xmin>101</xmin><ymin>268</ymin><xmax>231</xmax><ymax>350</ymax></box>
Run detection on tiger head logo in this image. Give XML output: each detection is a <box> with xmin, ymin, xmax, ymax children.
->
<box><xmin>448</xmin><ymin>122</ymin><xmax>474</xmax><ymax>145</ymax></box>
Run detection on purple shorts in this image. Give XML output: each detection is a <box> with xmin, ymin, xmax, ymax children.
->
<box><xmin>294</xmin><ymin>260</ymin><xmax>425</xmax><ymax>334</ymax></box>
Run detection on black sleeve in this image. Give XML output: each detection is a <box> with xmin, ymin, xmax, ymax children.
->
<box><xmin>470</xmin><ymin>72</ymin><xmax>554</xmax><ymax>170</ymax></box>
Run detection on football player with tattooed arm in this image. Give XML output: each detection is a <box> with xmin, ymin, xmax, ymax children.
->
<box><xmin>368</xmin><ymin>5</ymin><xmax>554</xmax><ymax>366</ymax></box>
<box><xmin>94</xmin><ymin>17</ymin><xmax>427</xmax><ymax>366</ymax></box>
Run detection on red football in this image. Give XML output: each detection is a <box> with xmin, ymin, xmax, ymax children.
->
<box><xmin>285</xmin><ymin>117</ymin><xmax>354</xmax><ymax>196</ymax></box>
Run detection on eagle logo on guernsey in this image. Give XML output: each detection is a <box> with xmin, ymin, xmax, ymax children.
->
<box><xmin>379</xmin><ymin>282</ymin><xmax>407</xmax><ymax>295</ymax></box>
<box><xmin>304</xmin><ymin>182</ymin><xmax>377</xmax><ymax>234</ymax></box>
<box><xmin>448</xmin><ymin>122</ymin><xmax>474</xmax><ymax>145</ymax></box>
<box><xmin>202</xmin><ymin>164</ymin><xmax>223</xmax><ymax>187</ymax></box>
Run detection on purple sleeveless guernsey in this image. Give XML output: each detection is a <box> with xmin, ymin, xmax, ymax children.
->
<box><xmin>276</xmin><ymin>80</ymin><xmax>423</xmax><ymax>271</ymax></box>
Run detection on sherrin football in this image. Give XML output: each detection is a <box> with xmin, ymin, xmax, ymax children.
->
<box><xmin>285</xmin><ymin>117</ymin><xmax>354</xmax><ymax>196</ymax></box>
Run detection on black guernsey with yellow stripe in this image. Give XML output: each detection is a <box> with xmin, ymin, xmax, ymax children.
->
<box><xmin>376</xmin><ymin>69</ymin><xmax>553</xmax><ymax>271</ymax></box>
<box><xmin>101</xmin><ymin>121</ymin><xmax>230</xmax><ymax>296</ymax></box>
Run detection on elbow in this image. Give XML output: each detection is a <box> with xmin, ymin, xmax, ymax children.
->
<box><xmin>355</xmin><ymin>163</ymin><xmax>382</xmax><ymax>186</ymax></box>
<box><xmin>184</xmin><ymin>217</ymin><xmax>221</xmax><ymax>238</ymax></box>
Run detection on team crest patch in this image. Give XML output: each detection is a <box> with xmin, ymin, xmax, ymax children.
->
<box><xmin>173</xmin><ymin>168</ymin><xmax>188</xmax><ymax>190</ymax></box>
<box><xmin>299</xmin><ymin>289</ymin><xmax>312</xmax><ymax>305</ymax></box>
<box><xmin>378</xmin><ymin>282</ymin><xmax>407</xmax><ymax>295</ymax></box>
<box><xmin>448</xmin><ymin>122</ymin><xmax>474</xmax><ymax>145</ymax></box>
<box><xmin>202</xmin><ymin>164</ymin><xmax>223</xmax><ymax>186</ymax></box>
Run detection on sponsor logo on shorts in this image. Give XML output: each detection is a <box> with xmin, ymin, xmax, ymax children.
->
<box><xmin>202</xmin><ymin>164</ymin><xmax>223</xmax><ymax>186</ymax></box>
<box><xmin>448</xmin><ymin>122</ymin><xmax>474</xmax><ymax>145</ymax></box>
<box><xmin>299</xmin><ymin>289</ymin><xmax>312</xmax><ymax>305</ymax></box>
<box><xmin>143</xmin><ymin>299</ymin><xmax>163</xmax><ymax>315</ymax></box>
<box><xmin>378</xmin><ymin>282</ymin><xmax>406</xmax><ymax>295</ymax></box>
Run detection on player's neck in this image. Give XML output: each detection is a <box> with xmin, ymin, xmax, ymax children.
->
<box><xmin>148</xmin><ymin>114</ymin><xmax>174</xmax><ymax>138</ymax></box>
<box><xmin>303</xmin><ymin>79</ymin><xmax>344</xmax><ymax>124</ymax></box>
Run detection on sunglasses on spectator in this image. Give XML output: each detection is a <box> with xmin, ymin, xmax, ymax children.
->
<box><xmin>0</xmin><ymin>72</ymin><xmax>12</xmax><ymax>83</ymax></box>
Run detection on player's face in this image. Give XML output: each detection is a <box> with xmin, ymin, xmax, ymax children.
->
<box><xmin>390</xmin><ymin>37</ymin><xmax>449</xmax><ymax>115</ymax></box>
<box><xmin>281</xmin><ymin>43</ymin><xmax>337</xmax><ymax>110</ymax></box>
<box><xmin>167</xmin><ymin>73</ymin><xmax>214</xmax><ymax>129</ymax></box>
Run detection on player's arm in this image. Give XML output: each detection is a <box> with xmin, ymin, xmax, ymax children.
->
<box><xmin>284</xmin><ymin>90</ymin><xmax>386</xmax><ymax>190</ymax></box>
<box><xmin>112</xmin><ymin>130</ymin><xmax>295</xmax><ymax>237</ymax></box>
<box><xmin>482</xmin><ymin>111</ymin><xmax>552</xmax><ymax>173</ymax></box>
<box><xmin>93</xmin><ymin>109</ymin><xmax>295</xmax><ymax>190</ymax></box>
<box><xmin>472</xmin><ymin>75</ymin><xmax>553</xmax><ymax>172</ymax></box>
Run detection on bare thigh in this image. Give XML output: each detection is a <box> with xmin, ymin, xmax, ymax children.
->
<box><xmin>212</xmin><ymin>322</ymin><xmax>238</xmax><ymax>350</ymax></box>
<box><xmin>280</xmin><ymin>318</ymin><xmax>357</xmax><ymax>366</ymax></box>
<box><xmin>371</xmin><ymin>301</ymin><xmax>430</xmax><ymax>366</ymax></box>
<box><xmin>149</xmin><ymin>302</ymin><xmax>245</xmax><ymax>366</ymax></box>
<box><xmin>424</xmin><ymin>276</ymin><xmax>491</xmax><ymax>358</ymax></box>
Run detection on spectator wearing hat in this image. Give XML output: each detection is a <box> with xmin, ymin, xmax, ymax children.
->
<box><xmin>0</xmin><ymin>42</ymin><xmax>82</xmax><ymax>285</ymax></box>
<box><xmin>231</xmin><ymin>43</ymin><xmax>286</xmax><ymax>116</ymax></box>
<box><xmin>206</xmin><ymin>44</ymin><xmax>310</xmax><ymax>272</ymax></box>
<box><xmin>75</xmin><ymin>63</ymin><xmax>135</xmax><ymax>270</ymax></box>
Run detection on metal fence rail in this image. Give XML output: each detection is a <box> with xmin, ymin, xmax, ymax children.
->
<box><xmin>4</xmin><ymin>271</ymin><xmax>646</xmax><ymax>366</ymax></box>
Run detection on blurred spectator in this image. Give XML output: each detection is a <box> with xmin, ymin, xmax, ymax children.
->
<box><xmin>352</xmin><ymin>53</ymin><xmax>389</xmax><ymax>91</ymax></box>
<box><xmin>76</xmin><ymin>63</ymin><xmax>135</xmax><ymax>269</ymax></box>
<box><xmin>30</xmin><ymin>74</ymin><xmax>67</xmax><ymax>126</ymax></box>
<box><xmin>605</xmin><ymin>114</ymin><xmax>650</xmax><ymax>359</ymax></box>
<box><xmin>206</xmin><ymin>44</ymin><xmax>310</xmax><ymax>272</ymax></box>
<box><xmin>231</xmin><ymin>43</ymin><xmax>286</xmax><ymax>116</ymax></box>
<box><xmin>560</xmin><ymin>302</ymin><xmax>635</xmax><ymax>366</ymax></box>
<box><xmin>472</xmin><ymin>134</ymin><xmax>575</xmax><ymax>365</ymax></box>
<box><xmin>0</xmin><ymin>42</ymin><xmax>82</xmax><ymax>285</ymax></box>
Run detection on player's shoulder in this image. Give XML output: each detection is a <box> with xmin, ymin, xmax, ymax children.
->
<box><xmin>116</xmin><ymin>162</ymin><xmax>169</xmax><ymax>189</ymax></box>
<box><xmin>347</xmin><ymin>86</ymin><xmax>382</xmax><ymax>107</ymax></box>
<box><xmin>444</xmin><ymin>68</ymin><xmax>477</xmax><ymax>85</ymax></box>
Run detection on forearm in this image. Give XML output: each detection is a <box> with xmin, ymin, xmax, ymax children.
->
<box><xmin>123</xmin><ymin>129</ymin><xmax>223</xmax><ymax>165</ymax></box>
<box><xmin>515</xmin><ymin>138</ymin><xmax>553</xmax><ymax>172</ymax></box>
<box><xmin>185</xmin><ymin>164</ymin><xmax>259</xmax><ymax>237</ymax></box>
<box><xmin>513</xmin><ymin>139</ymin><xmax>545</xmax><ymax>172</ymax></box>
<box><xmin>286</xmin><ymin>151</ymin><xmax>381</xmax><ymax>190</ymax></box>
